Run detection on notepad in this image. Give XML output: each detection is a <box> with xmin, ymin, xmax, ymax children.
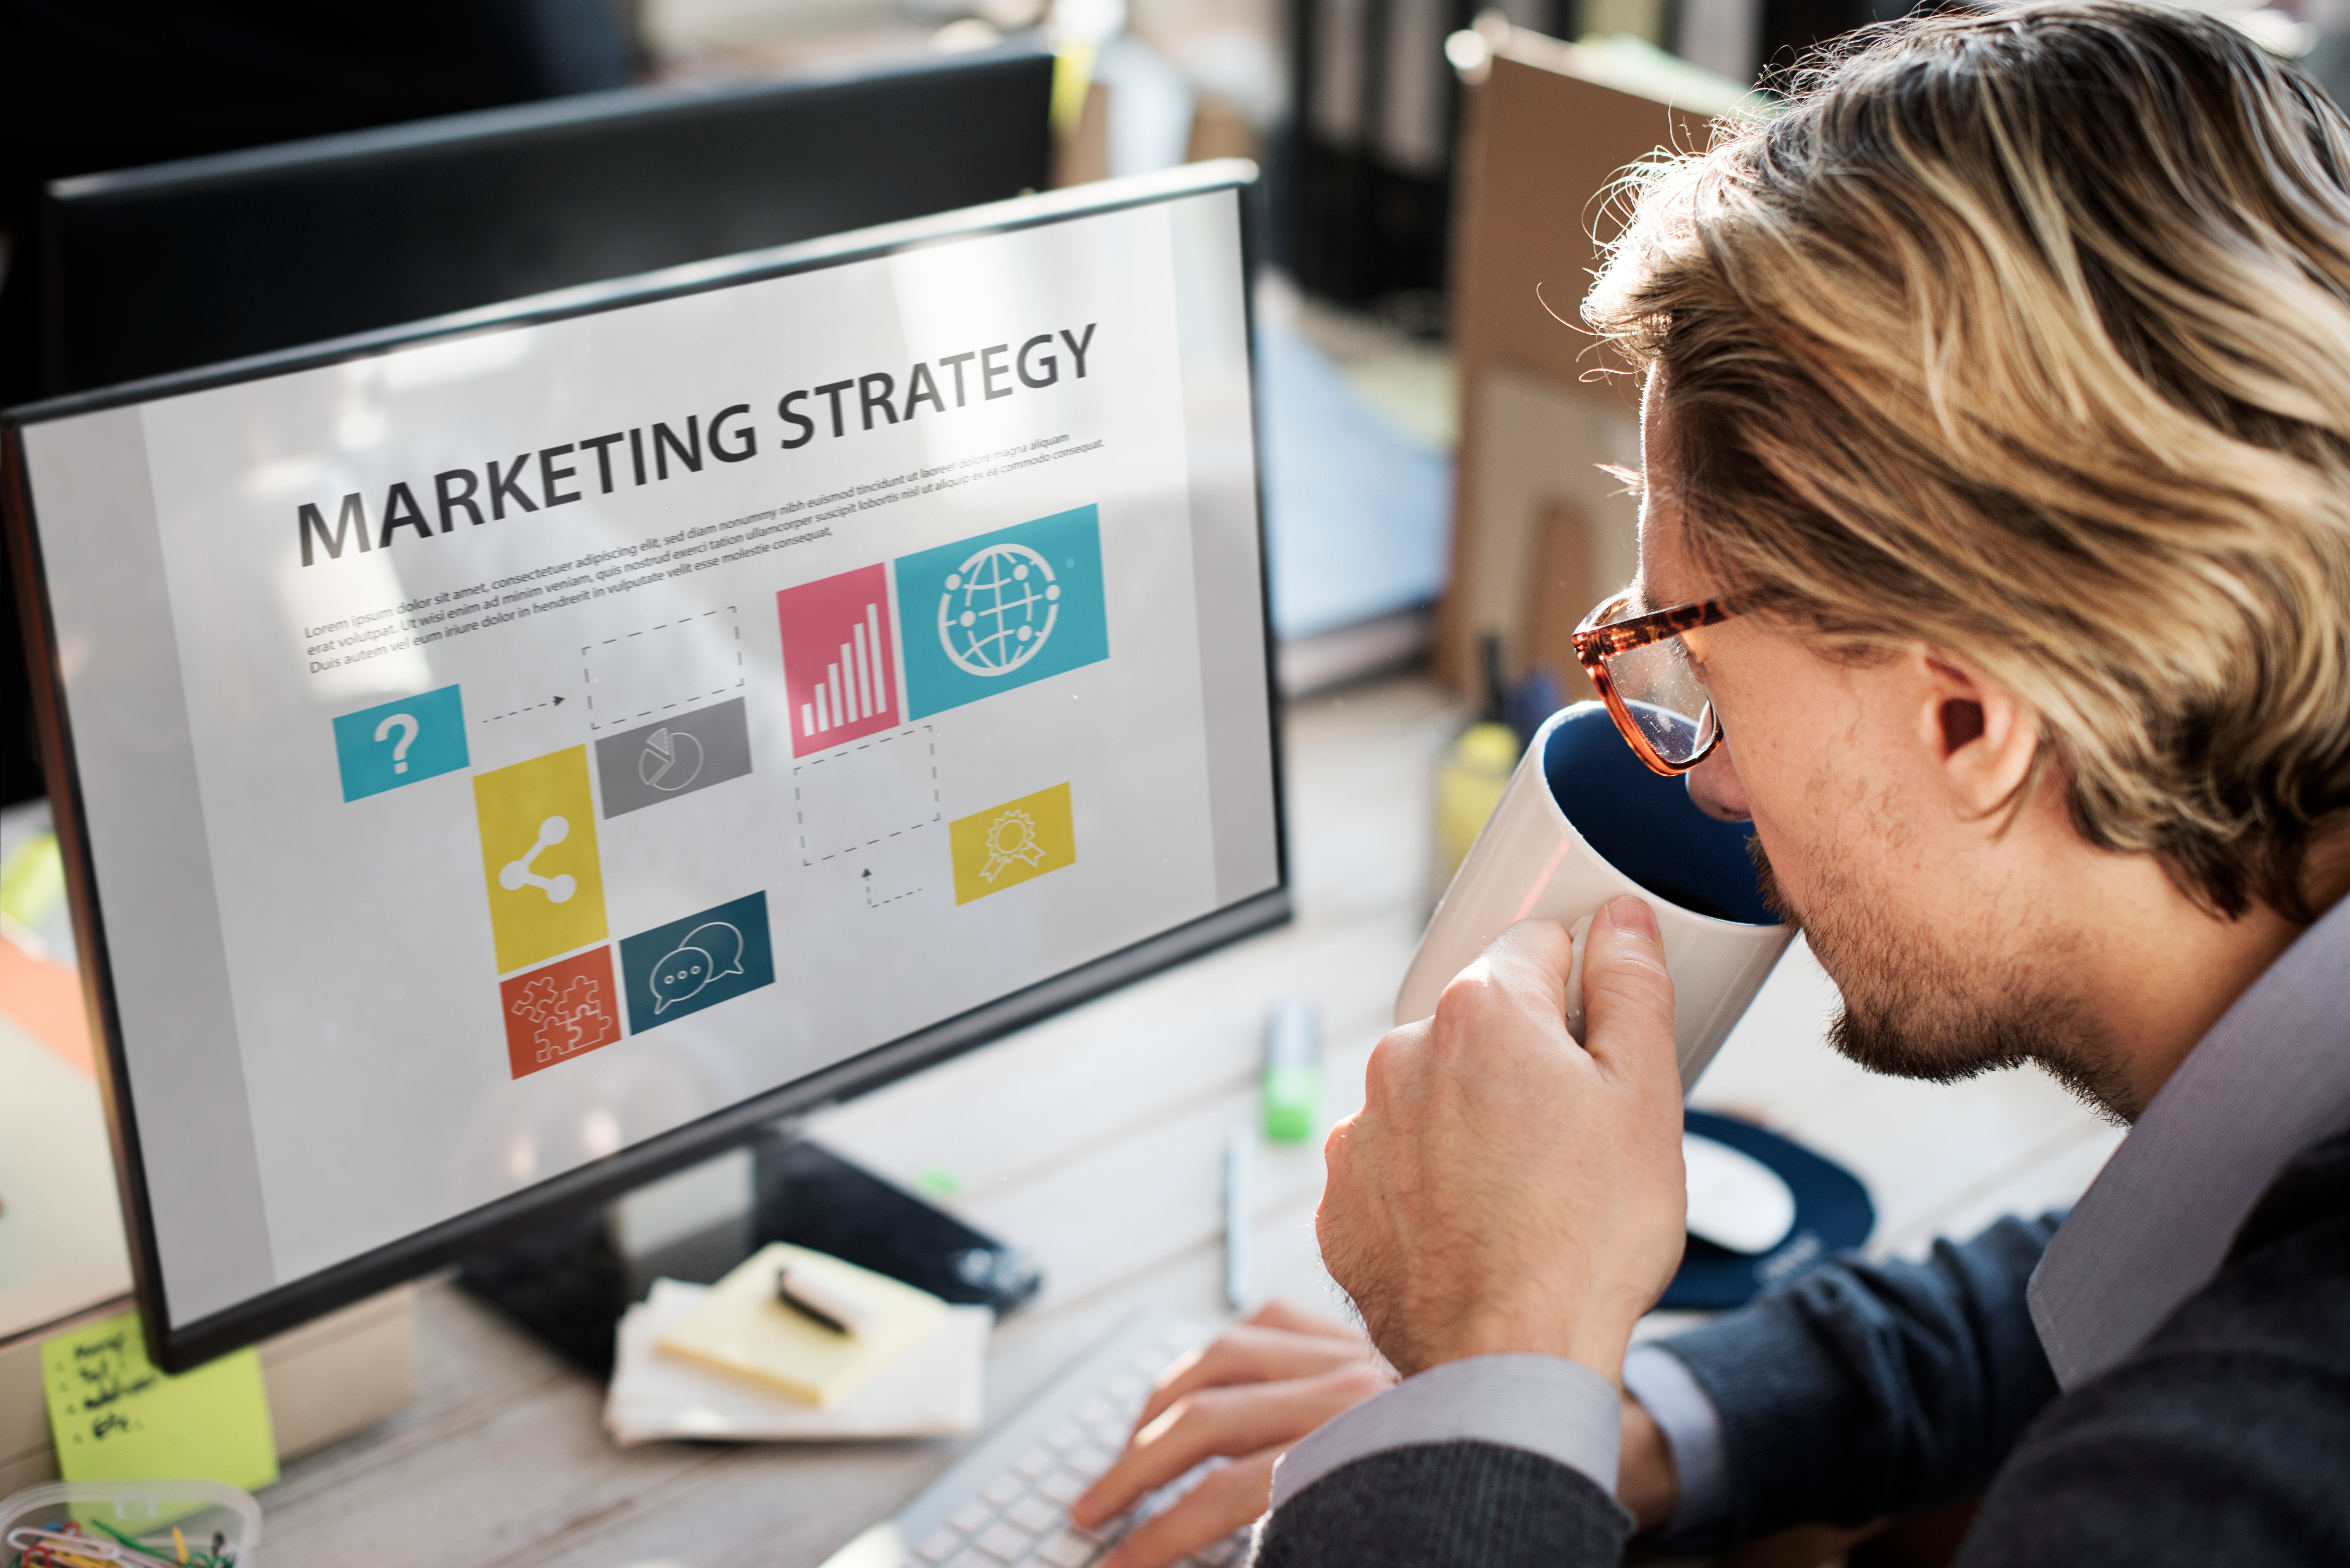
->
<box><xmin>41</xmin><ymin>1309</ymin><xmax>277</xmax><ymax>1489</ymax></box>
<box><xmin>608</xmin><ymin>1278</ymin><xmax>988</xmax><ymax>1445</ymax></box>
<box><xmin>654</xmin><ymin>1243</ymin><xmax>949</xmax><ymax>1407</ymax></box>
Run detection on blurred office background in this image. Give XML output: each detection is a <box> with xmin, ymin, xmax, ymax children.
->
<box><xmin>5</xmin><ymin>0</ymin><xmax>2233</xmax><ymax>1521</ymax></box>
<box><xmin>1</xmin><ymin>0</ymin><xmax>2338</xmax><ymax>812</ymax></box>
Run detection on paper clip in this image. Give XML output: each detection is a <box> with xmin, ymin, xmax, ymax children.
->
<box><xmin>6</xmin><ymin>1521</ymin><xmax>201</xmax><ymax>1568</ymax></box>
<box><xmin>8</xmin><ymin>1523</ymin><xmax>135</xmax><ymax>1568</ymax></box>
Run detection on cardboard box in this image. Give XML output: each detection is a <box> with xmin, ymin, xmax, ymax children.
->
<box><xmin>1439</xmin><ymin>26</ymin><xmax>1750</xmax><ymax>693</ymax></box>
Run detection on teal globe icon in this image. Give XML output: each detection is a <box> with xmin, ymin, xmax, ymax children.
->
<box><xmin>938</xmin><ymin>542</ymin><xmax>1062</xmax><ymax>676</ymax></box>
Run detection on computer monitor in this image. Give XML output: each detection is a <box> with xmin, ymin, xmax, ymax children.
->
<box><xmin>1</xmin><ymin>162</ymin><xmax>1284</xmax><ymax>1370</ymax></box>
<box><xmin>38</xmin><ymin>42</ymin><xmax>1057</xmax><ymax>397</ymax></box>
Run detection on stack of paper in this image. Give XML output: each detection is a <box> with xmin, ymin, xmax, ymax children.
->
<box><xmin>608</xmin><ymin>1280</ymin><xmax>989</xmax><ymax>1445</ymax></box>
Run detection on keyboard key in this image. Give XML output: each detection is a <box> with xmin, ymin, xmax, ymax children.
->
<box><xmin>1006</xmin><ymin>1496</ymin><xmax>1061</xmax><ymax>1533</ymax></box>
<box><xmin>879</xmin><ymin>1324</ymin><xmax>1217</xmax><ymax>1568</ymax></box>
<box><xmin>975</xmin><ymin>1521</ymin><xmax>1036</xmax><ymax>1561</ymax></box>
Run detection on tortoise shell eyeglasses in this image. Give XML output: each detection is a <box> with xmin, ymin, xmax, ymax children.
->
<box><xmin>1570</xmin><ymin>591</ymin><xmax>1743</xmax><ymax>776</ymax></box>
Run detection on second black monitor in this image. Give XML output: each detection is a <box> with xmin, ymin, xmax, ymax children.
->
<box><xmin>41</xmin><ymin>42</ymin><xmax>1056</xmax><ymax>395</ymax></box>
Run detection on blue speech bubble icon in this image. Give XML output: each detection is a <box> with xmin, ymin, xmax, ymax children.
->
<box><xmin>618</xmin><ymin>895</ymin><xmax>772</xmax><ymax>1034</ymax></box>
<box><xmin>647</xmin><ymin>921</ymin><xmax>746</xmax><ymax>1014</ymax></box>
<box><xmin>650</xmin><ymin>945</ymin><xmax>713</xmax><ymax>1014</ymax></box>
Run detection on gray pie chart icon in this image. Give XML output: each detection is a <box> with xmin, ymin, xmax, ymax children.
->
<box><xmin>639</xmin><ymin>727</ymin><xmax>705</xmax><ymax>792</ymax></box>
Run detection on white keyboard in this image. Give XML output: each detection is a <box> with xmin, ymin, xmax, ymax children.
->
<box><xmin>818</xmin><ymin>1309</ymin><xmax>1252</xmax><ymax>1568</ymax></box>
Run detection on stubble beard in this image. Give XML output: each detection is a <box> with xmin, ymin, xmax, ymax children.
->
<box><xmin>1749</xmin><ymin>837</ymin><xmax>2138</xmax><ymax>1124</ymax></box>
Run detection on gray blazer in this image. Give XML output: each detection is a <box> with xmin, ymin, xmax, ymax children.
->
<box><xmin>1252</xmin><ymin>1129</ymin><xmax>2350</xmax><ymax>1566</ymax></box>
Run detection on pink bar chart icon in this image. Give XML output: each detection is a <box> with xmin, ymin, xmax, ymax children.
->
<box><xmin>778</xmin><ymin>564</ymin><xmax>899</xmax><ymax>757</ymax></box>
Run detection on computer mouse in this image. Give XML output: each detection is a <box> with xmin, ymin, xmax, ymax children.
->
<box><xmin>1683</xmin><ymin>1131</ymin><xmax>1797</xmax><ymax>1255</ymax></box>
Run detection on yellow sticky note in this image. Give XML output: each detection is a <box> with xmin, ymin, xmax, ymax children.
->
<box><xmin>42</xmin><ymin>1310</ymin><xmax>277</xmax><ymax>1490</ymax></box>
<box><xmin>474</xmin><ymin>745</ymin><xmax>608</xmax><ymax>974</ymax></box>
<box><xmin>949</xmin><ymin>783</ymin><xmax>1076</xmax><ymax>905</ymax></box>
<box><xmin>656</xmin><ymin>1243</ymin><xmax>948</xmax><ymax>1408</ymax></box>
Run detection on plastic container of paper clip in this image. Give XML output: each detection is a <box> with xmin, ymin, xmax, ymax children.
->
<box><xmin>0</xmin><ymin>1480</ymin><xmax>262</xmax><ymax>1567</ymax></box>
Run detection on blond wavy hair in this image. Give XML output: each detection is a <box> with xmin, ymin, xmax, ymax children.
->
<box><xmin>1586</xmin><ymin>0</ymin><xmax>2350</xmax><ymax>920</ymax></box>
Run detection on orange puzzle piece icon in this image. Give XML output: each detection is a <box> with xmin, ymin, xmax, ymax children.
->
<box><xmin>498</xmin><ymin>946</ymin><xmax>622</xmax><ymax>1079</ymax></box>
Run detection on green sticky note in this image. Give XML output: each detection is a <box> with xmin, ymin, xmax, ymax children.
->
<box><xmin>42</xmin><ymin>1310</ymin><xmax>277</xmax><ymax>1490</ymax></box>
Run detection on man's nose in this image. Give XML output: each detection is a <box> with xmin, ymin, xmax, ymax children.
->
<box><xmin>1686</xmin><ymin>743</ymin><xmax>1752</xmax><ymax>821</ymax></box>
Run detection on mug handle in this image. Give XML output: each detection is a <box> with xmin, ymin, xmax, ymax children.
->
<box><xmin>1560</xmin><ymin>913</ymin><xmax>1596</xmax><ymax>1046</ymax></box>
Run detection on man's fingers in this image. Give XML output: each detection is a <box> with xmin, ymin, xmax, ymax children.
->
<box><xmin>1073</xmin><ymin>1369</ymin><xmax>1384</xmax><ymax>1527</ymax></box>
<box><xmin>1579</xmin><ymin>896</ymin><xmax>1676</xmax><ymax>1080</ymax></box>
<box><xmin>1245</xmin><ymin>1299</ymin><xmax>1360</xmax><ymax>1340</ymax></box>
<box><xmin>1132</xmin><ymin>1325</ymin><xmax>1368</xmax><ymax>1430</ymax></box>
<box><xmin>1073</xmin><ymin>1381</ymin><xmax>1314</xmax><ymax>1525</ymax></box>
<box><xmin>1097</xmin><ymin>1449</ymin><xmax>1278</xmax><ymax>1568</ymax></box>
<box><xmin>1438</xmin><ymin>921</ymin><xmax>1577</xmax><ymax>1031</ymax></box>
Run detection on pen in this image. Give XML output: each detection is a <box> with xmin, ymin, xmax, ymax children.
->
<box><xmin>777</xmin><ymin>1265</ymin><xmax>882</xmax><ymax>1336</ymax></box>
<box><xmin>1224</xmin><ymin>1124</ymin><xmax>1255</xmax><ymax>1312</ymax></box>
<box><xmin>778</xmin><ymin>1281</ymin><xmax>852</xmax><ymax>1335</ymax></box>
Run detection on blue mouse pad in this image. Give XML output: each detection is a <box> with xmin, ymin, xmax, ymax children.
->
<box><xmin>1660</xmin><ymin>1109</ymin><xmax>1876</xmax><ymax>1311</ymax></box>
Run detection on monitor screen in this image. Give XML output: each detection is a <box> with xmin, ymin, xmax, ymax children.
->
<box><xmin>3</xmin><ymin>166</ymin><xmax>1284</xmax><ymax>1368</ymax></box>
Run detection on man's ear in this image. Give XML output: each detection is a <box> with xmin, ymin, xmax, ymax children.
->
<box><xmin>1917</xmin><ymin>652</ymin><xmax>2036</xmax><ymax>816</ymax></box>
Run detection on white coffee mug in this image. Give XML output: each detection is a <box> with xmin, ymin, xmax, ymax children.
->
<box><xmin>1396</xmin><ymin>703</ymin><xmax>1795</xmax><ymax>1093</ymax></box>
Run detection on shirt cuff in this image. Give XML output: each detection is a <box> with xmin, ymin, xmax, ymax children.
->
<box><xmin>1621</xmin><ymin>1343</ymin><xmax>1731</xmax><ymax>1540</ymax></box>
<box><xmin>1269</xmin><ymin>1353</ymin><xmax>1620</xmax><ymax>1510</ymax></box>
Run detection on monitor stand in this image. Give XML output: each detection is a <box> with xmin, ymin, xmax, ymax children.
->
<box><xmin>454</xmin><ymin>1128</ymin><xmax>1042</xmax><ymax>1375</ymax></box>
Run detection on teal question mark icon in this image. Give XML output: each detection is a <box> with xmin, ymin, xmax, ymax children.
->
<box><xmin>375</xmin><ymin>712</ymin><xmax>420</xmax><ymax>774</ymax></box>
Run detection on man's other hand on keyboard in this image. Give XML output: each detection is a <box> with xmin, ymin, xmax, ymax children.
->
<box><xmin>1069</xmin><ymin>1302</ymin><xmax>1392</xmax><ymax>1568</ymax></box>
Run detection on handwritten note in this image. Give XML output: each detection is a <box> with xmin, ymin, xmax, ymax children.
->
<box><xmin>41</xmin><ymin>1310</ymin><xmax>277</xmax><ymax>1489</ymax></box>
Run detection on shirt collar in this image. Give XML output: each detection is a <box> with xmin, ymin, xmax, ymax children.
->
<box><xmin>2029</xmin><ymin>891</ymin><xmax>2350</xmax><ymax>1389</ymax></box>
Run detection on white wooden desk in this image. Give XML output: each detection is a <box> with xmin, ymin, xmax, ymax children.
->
<box><xmin>260</xmin><ymin>675</ymin><xmax>2121</xmax><ymax>1567</ymax></box>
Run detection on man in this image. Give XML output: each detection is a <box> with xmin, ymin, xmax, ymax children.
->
<box><xmin>1070</xmin><ymin>3</ymin><xmax>2350</xmax><ymax>1561</ymax></box>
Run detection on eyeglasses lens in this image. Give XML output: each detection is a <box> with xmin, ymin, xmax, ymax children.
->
<box><xmin>1603</xmin><ymin>633</ymin><xmax>1717</xmax><ymax>767</ymax></box>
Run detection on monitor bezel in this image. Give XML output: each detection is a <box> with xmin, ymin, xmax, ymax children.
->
<box><xmin>1</xmin><ymin>162</ymin><xmax>1290</xmax><ymax>1371</ymax></box>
